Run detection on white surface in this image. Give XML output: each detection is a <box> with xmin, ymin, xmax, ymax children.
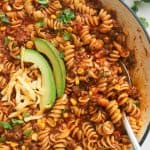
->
<box><xmin>123</xmin><ymin>0</ymin><xmax>150</xmax><ymax>149</ymax></box>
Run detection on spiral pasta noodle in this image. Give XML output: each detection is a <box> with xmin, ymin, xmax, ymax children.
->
<box><xmin>47</xmin><ymin>94</ymin><xmax>68</xmax><ymax>122</ymax></box>
<box><xmin>75</xmin><ymin>15</ymin><xmax>99</xmax><ymax>27</ymax></box>
<box><xmin>98</xmin><ymin>135</ymin><xmax>118</xmax><ymax>149</ymax></box>
<box><xmin>44</xmin><ymin>18</ymin><xmax>64</xmax><ymax>30</ymax></box>
<box><xmin>63</xmin><ymin>42</ymin><xmax>75</xmax><ymax>69</ymax></box>
<box><xmin>90</xmin><ymin>110</ymin><xmax>107</xmax><ymax>123</ymax></box>
<box><xmin>99</xmin><ymin>9</ymin><xmax>113</xmax><ymax>33</ymax></box>
<box><xmin>0</xmin><ymin>60</ymin><xmax>20</xmax><ymax>74</ymax></box>
<box><xmin>72</xmin><ymin>3</ymin><xmax>97</xmax><ymax>15</ymax></box>
<box><xmin>106</xmin><ymin>100</ymin><xmax>122</xmax><ymax>124</ymax></box>
<box><xmin>38</xmin><ymin>128</ymin><xmax>52</xmax><ymax>150</ymax></box>
<box><xmin>82</xmin><ymin>122</ymin><xmax>98</xmax><ymax>141</ymax></box>
<box><xmin>0</xmin><ymin>0</ymin><xmax>142</xmax><ymax>149</ymax></box>
<box><xmin>71</xmin><ymin>106</ymin><xmax>86</xmax><ymax>117</ymax></box>
<box><xmin>125</xmin><ymin>100</ymin><xmax>140</xmax><ymax>118</ymax></box>
<box><xmin>0</xmin><ymin>75</ymin><xmax>7</xmax><ymax>89</ymax></box>
<box><xmin>96</xmin><ymin>121</ymin><xmax>114</xmax><ymax>136</ymax></box>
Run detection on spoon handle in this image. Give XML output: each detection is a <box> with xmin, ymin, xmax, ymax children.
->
<box><xmin>122</xmin><ymin>112</ymin><xmax>141</xmax><ymax>150</ymax></box>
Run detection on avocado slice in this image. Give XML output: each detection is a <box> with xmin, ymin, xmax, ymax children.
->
<box><xmin>21</xmin><ymin>49</ymin><xmax>56</xmax><ymax>111</ymax></box>
<box><xmin>34</xmin><ymin>38</ymin><xmax>66</xmax><ymax>97</ymax></box>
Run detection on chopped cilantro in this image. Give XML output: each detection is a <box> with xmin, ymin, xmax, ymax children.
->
<box><xmin>0</xmin><ymin>121</ymin><xmax>12</xmax><ymax>130</ymax></box>
<box><xmin>11</xmin><ymin>119</ymin><xmax>24</xmax><ymax>125</ymax></box>
<box><xmin>38</xmin><ymin>0</ymin><xmax>48</xmax><ymax>5</ymax></box>
<box><xmin>23</xmin><ymin>129</ymin><xmax>32</xmax><ymax>137</ymax></box>
<box><xmin>0</xmin><ymin>135</ymin><xmax>6</xmax><ymax>143</ymax></box>
<box><xmin>4</xmin><ymin>36</ymin><xmax>10</xmax><ymax>45</ymax></box>
<box><xmin>40</xmin><ymin>3</ymin><xmax>48</xmax><ymax>8</ymax></box>
<box><xmin>61</xmin><ymin>109</ymin><xmax>68</xmax><ymax>114</ymax></box>
<box><xmin>63</xmin><ymin>32</ymin><xmax>72</xmax><ymax>41</ymax></box>
<box><xmin>59</xmin><ymin>51</ymin><xmax>64</xmax><ymax>59</ymax></box>
<box><xmin>23</xmin><ymin>112</ymin><xmax>30</xmax><ymax>118</ymax></box>
<box><xmin>0</xmin><ymin>14</ymin><xmax>10</xmax><ymax>24</ymax></box>
<box><xmin>36</xmin><ymin>20</ymin><xmax>45</xmax><ymax>27</ymax></box>
<box><xmin>57</xmin><ymin>9</ymin><xmax>75</xmax><ymax>23</ymax></box>
<box><xmin>139</xmin><ymin>17</ymin><xmax>149</xmax><ymax>28</ymax></box>
<box><xmin>133</xmin><ymin>100</ymin><xmax>140</xmax><ymax>107</ymax></box>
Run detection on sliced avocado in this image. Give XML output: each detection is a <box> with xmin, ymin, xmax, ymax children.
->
<box><xmin>21</xmin><ymin>48</ymin><xmax>56</xmax><ymax>111</ymax></box>
<box><xmin>34</xmin><ymin>38</ymin><xmax>66</xmax><ymax>97</ymax></box>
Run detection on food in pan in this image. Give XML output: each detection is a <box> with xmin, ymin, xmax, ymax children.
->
<box><xmin>0</xmin><ymin>0</ymin><xmax>142</xmax><ymax>149</ymax></box>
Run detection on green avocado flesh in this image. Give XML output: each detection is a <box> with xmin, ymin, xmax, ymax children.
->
<box><xmin>34</xmin><ymin>38</ymin><xmax>66</xmax><ymax>97</ymax></box>
<box><xmin>21</xmin><ymin>49</ymin><xmax>56</xmax><ymax>111</ymax></box>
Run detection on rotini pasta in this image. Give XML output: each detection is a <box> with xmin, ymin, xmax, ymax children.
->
<box><xmin>106</xmin><ymin>100</ymin><xmax>122</xmax><ymax>124</ymax></box>
<box><xmin>99</xmin><ymin>9</ymin><xmax>113</xmax><ymax>33</ymax></box>
<box><xmin>0</xmin><ymin>0</ymin><xmax>142</xmax><ymax>149</ymax></box>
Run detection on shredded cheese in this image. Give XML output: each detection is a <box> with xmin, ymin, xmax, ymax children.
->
<box><xmin>1</xmin><ymin>66</ymin><xmax>42</xmax><ymax>118</ymax></box>
<box><xmin>24</xmin><ymin>114</ymin><xmax>44</xmax><ymax>122</ymax></box>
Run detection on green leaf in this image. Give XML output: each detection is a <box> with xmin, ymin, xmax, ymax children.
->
<box><xmin>23</xmin><ymin>129</ymin><xmax>32</xmax><ymax>137</ymax></box>
<box><xmin>38</xmin><ymin>0</ymin><xmax>48</xmax><ymax>5</ymax></box>
<box><xmin>11</xmin><ymin>119</ymin><xmax>24</xmax><ymax>125</ymax></box>
<box><xmin>133</xmin><ymin>100</ymin><xmax>140</xmax><ymax>107</ymax></box>
<box><xmin>131</xmin><ymin>1</ymin><xmax>141</xmax><ymax>13</ymax></box>
<box><xmin>0</xmin><ymin>121</ymin><xmax>12</xmax><ymax>129</ymax></box>
<box><xmin>57</xmin><ymin>9</ymin><xmax>75</xmax><ymax>23</ymax></box>
<box><xmin>36</xmin><ymin>20</ymin><xmax>45</xmax><ymax>27</ymax></box>
<box><xmin>61</xmin><ymin>109</ymin><xmax>68</xmax><ymax>114</ymax></box>
<box><xmin>4</xmin><ymin>36</ymin><xmax>10</xmax><ymax>45</ymax></box>
<box><xmin>63</xmin><ymin>32</ymin><xmax>72</xmax><ymax>41</ymax></box>
<box><xmin>0</xmin><ymin>135</ymin><xmax>6</xmax><ymax>143</ymax></box>
<box><xmin>139</xmin><ymin>17</ymin><xmax>149</xmax><ymax>28</ymax></box>
<box><xmin>142</xmin><ymin>0</ymin><xmax>150</xmax><ymax>2</ymax></box>
<box><xmin>40</xmin><ymin>4</ymin><xmax>48</xmax><ymax>8</ymax></box>
<box><xmin>0</xmin><ymin>14</ymin><xmax>10</xmax><ymax>24</ymax></box>
<box><xmin>23</xmin><ymin>112</ymin><xmax>30</xmax><ymax>118</ymax></box>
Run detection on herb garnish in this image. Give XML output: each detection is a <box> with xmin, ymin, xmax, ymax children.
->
<box><xmin>57</xmin><ymin>9</ymin><xmax>75</xmax><ymax>23</ymax></box>
<box><xmin>11</xmin><ymin>119</ymin><xmax>24</xmax><ymax>125</ymax></box>
<box><xmin>0</xmin><ymin>121</ymin><xmax>12</xmax><ymax>130</ymax></box>
<box><xmin>63</xmin><ymin>32</ymin><xmax>72</xmax><ymax>41</ymax></box>
<box><xmin>23</xmin><ymin>129</ymin><xmax>32</xmax><ymax>137</ymax></box>
<box><xmin>4</xmin><ymin>36</ymin><xmax>10</xmax><ymax>46</ymax></box>
<box><xmin>0</xmin><ymin>135</ymin><xmax>6</xmax><ymax>143</ymax></box>
<box><xmin>36</xmin><ymin>20</ymin><xmax>45</xmax><ymax>27</ymax></box>
<box><xmin>23</xmin><ymin>112</ymin><xmax>30</xmax><ymax>118</ymax></box>
<box><xmin>0</xmin><ymin>14</ymin><xmax>10</xmax><ymax>24</ymax></box>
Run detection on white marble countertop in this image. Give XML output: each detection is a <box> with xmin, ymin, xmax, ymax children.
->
<box><xmin>122</xmin><ymin>0</ymin><xmax>150</xmax><ymax>149</ymax></box>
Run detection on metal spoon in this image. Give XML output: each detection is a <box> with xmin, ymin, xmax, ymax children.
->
<box><xmin>119</xmin><ymin>61</ymin><xmax>141</xmax><ymax>150</ymax></box>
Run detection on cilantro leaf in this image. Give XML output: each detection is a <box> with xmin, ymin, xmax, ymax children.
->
<box><xmin>11</xmin><ymin>119</ymin><xmax>24</xmax><ymax>125</ymax></box>
<box><xmin>0</xmin><ymin>121</ymin><xmax>12</xmax><ymax>130</ymax></box>
<box><xmin>38</xmin><ymin>0</ymin><xmax>48</xmax><ymax>5</ymax></box>
<box><xmin>61</xmin><ymin>109</ymin><xmax>68</xmax><ymax>114</ymax></box>
<box><xmin>139</xmin><ymin>17</ymin><xmax>149</xmax><ymax>28</ymax></box>
<box><xmin>57</xmin><ymin>9</ymin><xmax>75</xmax><ymax>23</ymax></box>
<box><xmin>0</xmin><ymin>135</ymin><xmax>6</xmax><ymax>143</ymax></box>
<box><xmin>132</xmin><ymin>100</ymin><xmax>140</xmax><ymax>107</ymax></box>
<box><xmin>23</xmin><ymin>112</ymin><xmax>30</xmax><ymax>118</ymax></box>
<box><xmin>63</xmin><ymin>32</ymin><xmax>72</xmax><ymax>41</ymax></box>
<box><xmin>36</xmin><ymin>20</ymin><xmax>45</xmax><ymax>27</ymax></box>
<box><xmin>23</xmin><ymin>129</ymin><xmax>32</xmax><ymax>137</ymax></box>
<box><xmin>0</xmin><ymin>14</ymin><xmax>10</xmax><ymax>24</ymax></box>
<box><xmin>4</xmin><ymin>36</ymin><xmax>10</xmax><ymax>46</ymax></box>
